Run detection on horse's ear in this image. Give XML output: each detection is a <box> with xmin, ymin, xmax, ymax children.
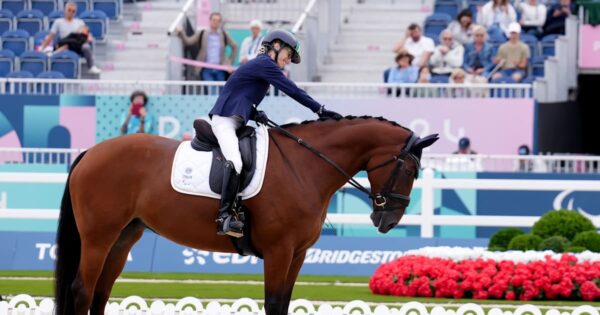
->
<box><xmin>414</xmin><ymin>134</ymin><xmax>439</xmax><ymax>149</ymax></box>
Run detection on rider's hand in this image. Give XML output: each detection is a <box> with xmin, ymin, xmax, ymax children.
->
<box><xmin>318</xmin><ymin>106</ymin><xmax>343</xmax><ymax>120</ymax></box>
<box><xmin>254</xmin><ymin>110</ymin><xmax>269</xmax><ymax>125</ymax></box>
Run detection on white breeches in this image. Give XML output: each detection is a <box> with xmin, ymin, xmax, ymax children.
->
<box><xmin>211</xmin><ymin>115</ymin><xmax>243</xmax><ymax>173</ymax></box>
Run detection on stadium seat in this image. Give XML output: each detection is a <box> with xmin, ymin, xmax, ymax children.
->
<box><xmin>38</xmin><ymin>70</ymin><xmax>66</xmax><ymax>94</ymax></box>
<box><xmin>49</xmin><ymin>50</ymin><xmax>79</xmax><ymax>78</ymax></box>
<box><xmin>30</xmin><ymin>0</ymin><xmax>57</xmax><ymax>16</ymax></box>
<box><xmin>541</xmin><ymin>34</ymin><xmax>558</xmax><ymax>57</ymax></box>
<box><xmin>434</xmin><ymin>0</ymin><xmax>460</xmax><ymax>19</ymax></box>
<box><xmin>65</xmin><ymin>0</ymin><xmax>89</xmax><ymax>15</ymax></box>
<box><xmin>0</xmin><ymin>49</ymin><xmax>15</xmax><ymax>77</ymax></box>
<box><xmin>0</xmin><ymin>29</ymin><xmax>29</xmax><ymax>56</ymax></box>
<box><xmin>531</xmin><ymin>56</ymin><xmax>545</xmax><ymax>78</ymax></box>
<box><xmin>91</xmin><ymin>0</ymin><xmax>119</xmax><ymax>19</ymax></box>
<box><xmin>33</xmin><ymin>30</ymin><xmax>53</xmax><ymax>49</ymax></box>
<box><xmin>491</xmin><ymin>77</ymin><xmax>516</xmax><ymax>84</ymax></box>
<box><xmin>430</xmin><ymin>74</ymin><xmax>450</xmax><ymax>83</ymax></box>
<box><xmin>6</xmin><ymin>69</ymin><xmax>33</xmax><ymax>77</ymax></box>
<box><xmin>521</xmin><ymin>76</ymin><xmax>535</xmax><ymax>84</ymax></box>
<box><xmin>490</xmin><ymin>76</ymin><xmax>516</xmax><ymax>98</ymax></box>
<box><xmin>16</xmin><ymin>9</ymin><xmax>44</xmax><ymax>36</ymax></box>
<box><xmin>19</xmin><ymin>50</ymin><xmax>47</xmax><ymax>76</ymax></box>
<box><xmin>0</xmin><ymin>9</ymin><xmax>13</xmax><ymax>34</ymax></box>
<box><xmin>424</xmin><ymin>13</ymin><xmax>452</xmax><ymax>37</ymax></box>
<box><xmin>47</xmin><ymin>9</ymin><xmax>63</xmax><ymax>27</ymax></box>
<box><xmin>519</xmin><ymin>33</ymin><xmax>539</xmax><ymax>58</ymax></box>
<box><xmin>426</xmin><ymin>32</ymin><xmax>440</xmax><ymax>46</ymax></box>
<box><xmin>37</xmin><ymin>70</ymin><xmax>65</xmax><ymax>78</ymax></box>
<box><xmin>79</xmin><ymin>9</ymin><xmax>107</xmax><ymax>41</ymax></box>
<box><xmin>467</xmin><ymin>0</ymin><xmax>487</xmax><ymax>20</ymax></box>
<box><xmin>0</xmin><ymin>0</ymin><xmax>26</xmax><ymax>15</ymax></box>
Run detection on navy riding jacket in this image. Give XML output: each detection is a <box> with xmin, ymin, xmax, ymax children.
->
<box><xmin>209</xmin><ymin>54</ymin><xmax>322</xmax><ymax>124</ymax></box>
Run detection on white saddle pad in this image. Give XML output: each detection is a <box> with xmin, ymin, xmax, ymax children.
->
<box><xmin>171</xmin><ymin>125</ymin><xmax>269</xmax><ymax>200</ymax></box>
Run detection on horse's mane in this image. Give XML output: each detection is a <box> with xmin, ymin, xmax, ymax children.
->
<box><xmin>280</xmin><ymin>115</ymin><xmax>411</xmax><ymax>132</ymax></box>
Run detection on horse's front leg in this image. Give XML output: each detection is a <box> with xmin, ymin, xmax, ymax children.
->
<box><xmin>263</xmin><ymin>246</ymin><xmax>294</xmax><ymax>315</ymax></box>
<box><xmin>280</xmin><ymin>251</ymin><xmax>307</xmax><ymax>314</ymax></box>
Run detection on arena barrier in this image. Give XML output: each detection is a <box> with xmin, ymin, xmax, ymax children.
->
<box><xmin>1</xmin><ymin>295</ymin><xmax>598</xmax><ymax>315</ymax></box>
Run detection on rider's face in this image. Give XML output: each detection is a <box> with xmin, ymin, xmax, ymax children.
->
<box><xmin>277</xmin><ymin>47</ymin><xmax>292</xmax><ymax>69</ymax></box>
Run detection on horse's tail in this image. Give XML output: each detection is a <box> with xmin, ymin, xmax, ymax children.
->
<box><xmin>54</xmin><ymin>150</ymin><xmax>87</xmax><ymax>315</ymax></box>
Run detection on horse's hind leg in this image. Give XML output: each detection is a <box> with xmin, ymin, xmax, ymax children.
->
<box><xmin>90</xmin><ymin>220</ymin><xmax>145</xmax><ymax>315</ymax></box>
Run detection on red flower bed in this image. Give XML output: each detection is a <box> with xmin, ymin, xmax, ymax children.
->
<box><xmin>369</xmin><ymin>254</ymin><xmax>600</xmax><ymax>301</ymax></box>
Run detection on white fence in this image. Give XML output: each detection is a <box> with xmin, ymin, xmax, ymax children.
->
<box><xmin>1</xmin><ymin>295</ymin><xmax>599</xmax><ymax>315</ymax></box>
<box><xmin>0</xmin><ymin>78</ymin><xmax>532</xmax><ymax>99</ymax></box>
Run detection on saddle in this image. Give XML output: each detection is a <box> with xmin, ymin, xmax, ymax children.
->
<box><xmin>191</xmin><ymin>119</ymin><xmax>257</xmax><ymax>194</ymax></box>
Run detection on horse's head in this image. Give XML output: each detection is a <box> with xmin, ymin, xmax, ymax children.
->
<box><xmin>366</xmin><ymin>132</ymin><xmax>439</xmax><ymax>233</ymax></box>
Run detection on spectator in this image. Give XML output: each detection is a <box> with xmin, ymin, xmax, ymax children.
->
<box><xmin>454</xmin><ymin>137</ymin><xmax>477</xmax><ymax>154</ymax></box>
<box><xmin>446</xmin><ymin>9</ymin><xmax>475</xmax><ymax>45</ymax></box>
<box><xmin>177</xmin><ymin>12</ymin><xmax>238</xmax><ymax>82</ymax></box>
<box><xmin>544</xmin><ymin>0</ymin><xmax>575</xmax><ymax>36</ymax></box>
<box><xmin>53</xmin><ymin>26</ymin><xmax>91</xmax><ymax>55</ymax></box>
<box><xmin>477</xmin><ymin>0</ymin><xmax>517</xmax><ymax>39</ymax></box>
<box><xmin>239</xmin><ymin>19</ymin><xmax>264</xmax><ymax>64</ymax></box>
<box><xmin>448</xmin><ymin>68</ymin><xmax>469</xmax><ymax>97</ymax></box>
<box><xmin>517</xmin><ymin>0</ymin><xmax>547</xmax><ymax>38</ymax></box>
<box><xmin>463</xmin><ymin>25</ymin><xmax>494</xmax><ymax>82</ymax></box>
<box><xmin>430</xmin><ymin>30</ymin><xmax>464</xmax><ymax>75</ymax></box>
<box><xmin>393</xmin><ymin>24</ymin><xmax>435</xmax><ymax>67</ymax></box>
<box><xmin>120</xmin><ymin>91</ymin><xmax>153</xmax><ymax>135</ymax></box>
<box><xmin>417</xmin><ymin>66</ymin><xmax>431</xmax><ymax>83</ymax></box>
<box><xmin>39</xmin><ymin>2</ymin><xmax>101</xmax><ymax>74</ymax></box>
<box><xmin>492</xmin><ymin>22</ymin><xmax>529</xmax><ymax>82</ymax></box>
<box><xmin>386</xmin><ymin>51</ymin><xmax>419</xmax><ymax>83</ymax></box>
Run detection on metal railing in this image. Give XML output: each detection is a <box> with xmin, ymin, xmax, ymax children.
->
<box><xmin>0</xmin><ymin>148</ymin><xmax>84</xmax><ymax>166</ymax></box>
<box><xmin>220</xmin><ymin>0</ymin><xmax>308</xmax><ymax>25</ymax></box>
<box><xmin>0</xmin><ymin>78</ymin><xmax>533</xmax><ymax>98</ymax></box>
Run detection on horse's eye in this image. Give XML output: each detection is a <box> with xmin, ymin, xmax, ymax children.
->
<box><xmin>404</xmin><ymin>169</ymin><xmax>413</xmax><ymax>176</ymax></box>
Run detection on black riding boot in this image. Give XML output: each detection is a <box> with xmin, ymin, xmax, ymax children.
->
<box><xmin>216</xmin><ymin>161</ymin><xmax>244</xmax><ymax>238</ymax></box>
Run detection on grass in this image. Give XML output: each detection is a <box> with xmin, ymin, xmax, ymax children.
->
<box><xmin>1</xmin><ymin>271</ymin><xmax>599</xmax><ymax>309</ymax></box>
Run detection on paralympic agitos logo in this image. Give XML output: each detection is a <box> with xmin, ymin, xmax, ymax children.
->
<box><xmin>553</xmin><ymin>190</ymin><xmax>600</xmax><ymax>219</ymax></box>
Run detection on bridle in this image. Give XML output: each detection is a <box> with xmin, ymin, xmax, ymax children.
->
<box><xmin>263</xmin><ymin>118</ymin><xmax>421</xmax><ymax>212</ymax></box>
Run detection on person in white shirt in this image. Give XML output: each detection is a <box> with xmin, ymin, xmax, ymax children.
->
<box><xmin>517</xmin><ymin>0</ymin><xmax>547</xmax><ymax>37</ymax></box>
<box><xmin>393</xmin><ymin>23</ymin><xmax>435</xmax><ymax>67</ymax></box>
<box><xmin>476</xmin><ymin>0</ymin><xmax>517</xmax><ymax>39</ymax></box>
<box><xmin>430</xmin><ymin>30</ymin><xmax>465</xmax><ymax>75</ymax></box>
<box><xmin>239</xmin><ymin>19</ymin><xmax>264</xmax><ymax>64</ymax></box>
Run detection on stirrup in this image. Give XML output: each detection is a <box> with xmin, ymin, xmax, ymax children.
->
<box><xmin>216</xmin><ymin>215</ymin><xmax>244</xmax><ymax>238</ymax></box>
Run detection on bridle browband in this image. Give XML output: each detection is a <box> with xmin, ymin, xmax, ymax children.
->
<box><xmin>263</xmin><ymin>118</ymin><xmax>421</xmax><ymax>212</ymax></box>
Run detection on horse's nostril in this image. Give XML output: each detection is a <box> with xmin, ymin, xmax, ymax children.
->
<box><xmin>387</xmin><ymin>223</ymin><xmax>395</xmax><ymax>231</ymax></box>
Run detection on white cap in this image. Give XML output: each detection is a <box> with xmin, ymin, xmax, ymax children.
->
<box><xmin>508</xmin><ymin>22</ymin><xmax>521</xmax><ymax>34</ymax></box>
<box><xmin>249</xmin><ymin>19</ymin><xmax>262</xmax><ymax>29</ymax></box>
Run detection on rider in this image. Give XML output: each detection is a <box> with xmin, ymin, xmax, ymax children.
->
<box><xmin>209</xmin><ymin>29</ymin><xmax>343</xmax><ymax>237</ymax></box>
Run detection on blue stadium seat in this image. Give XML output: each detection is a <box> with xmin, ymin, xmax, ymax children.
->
<box><xmin>0</xmin><ymin>9</ymin><xmax>13</xmax><ymax>34</ymax></box>
<box><xmin>430</xmin><ymin>74</ymin><xmax>450</xmax><ymax>83</ymax></box>
<box><xmin>79</xmin><ymin>9</ymin><xmax>107</xmax><ymax>41</ymax></box>
<box><xmin>38</xmin><ymin>70</ymin><xmax>66</xmax><ymax>94</ymax></box>
<box><xmin>521</xmin><ymin>76</ymin><xmax>535</xmax><ymax>84</ymax></box>
<box><xmin>425</xmin><ymin>32</ymin><xmax>440</xmax><ymax>46</ymax></box>
<box><xmin>48</xmin><ymin>9</ymin><xmax>63</xmax><ymax>27</ymax></box>
<box><xmin>0</xmin><ymin>0</ymin><xmax>25</xmax><ymax>15</ymax></box>
<box><xmin>65</xmin><ymin>0</ymin><xmax>89</xmax><ymax>15</ymax></box>
<box><xmin>16</xmin><ymin>9</ymin><xmax>44</xmax><ymax>36</ymax></box>
<box><xmin>434</xmin><ymin>0</ymin><xmax>460</xmax><ymax>19</ymax></box>
<box><xmin>0</xmin><ymin>29</ymin><xmax>29</xmax><ymax>55</ymax></box>
<box><xmin>424</xmin><ymin>13</ymin><xmax>452</xmax><ymax>38</ymax></box>
<box><xmin>490</xmin><ymin>76</ymin><xmax>517</xmax><ymax>97</ymax></box>
<box><xmin>91</xmin><ymin>0</ymin><xmax>119</xmax><ymax>19</ymax></box>
<box><xmin>531</xmin><ymin>56</ymin><xmax>545</xmax><ymax>78</ymax></box>
<box><xmin>31</xmin><ymin>0</ymin><xmax>57</xmax><ymax>16</ymax></box>
<box><xmin>0</xmin><ymin>49</ymin><xmax>15</xmax><ymax>76</ymax></box>
<box><xmin>19</xmin><ymin>50</ymin><xmax>47</xmax><ymax>76</ymax></box>
<box><xmin>37</xmin><ymin>70</ymin><xmax>65</xmax><ymax>78</ymax></box>
<box><xmin>541</xmin><ymin>34</ymin><xmax>558</xmax><ymax>57</ymax></box>
<box><xmin>33</xmin><ymin>30</ymin><xmax>54</xmax><ymax>49</ymax></box>
<box><xmin>491</xmin><ymin>77</ymin><xmax>516</xmax><ymax>84</ymax></box>
<box><xmin>50</xmin><ymin>50</ymin><xmax>79</xmax><ymax>78</ymax></box>
<box><xmin>519</xmin><ymin>33</ymin><xmax>539</xmax><ymax>58</ymax></box>
<box><xmin>6</xmin><ymin>69</ymin><xmax>33</xmax><ymax>77</ymax></box>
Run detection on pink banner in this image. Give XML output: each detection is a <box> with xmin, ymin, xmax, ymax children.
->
<box><xmin>196</xmin><ymin>0</ymin><xmax>211</xmax><ymax>28</ymax></box>
<box><xmin>326</xmin><ymin>98</ymin><xmax>534</xmax><ymax>155</ymax></box>
<box><xmin>169</xmin><ymin>56</ymin><xmax>237</xmax><ymax>72</ymax></box>
<box><xmin>579</xmin><ymin>24</ymin><xmax>600</xmax><ymax>68</ymax></box>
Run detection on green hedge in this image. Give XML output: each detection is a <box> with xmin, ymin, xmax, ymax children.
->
<box><xmin>488</xmin><ymin>228</ymin><xmax>525</xmax><ymax>251</ymax></box>
<box><xmin>531</xmin><ymin>210</ymin><xmax>594</xmax><ymax>240</ymax></box>
<box><xmin>508</xmin><ymin>234</ymin><xmax>543</xmax><ymax>251</ymax></box>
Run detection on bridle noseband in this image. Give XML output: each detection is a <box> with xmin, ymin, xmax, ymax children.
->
<box><xmin>264</xmin><ymin>118</ymin><xmax>421</xmax><ymax>213</ymax></box>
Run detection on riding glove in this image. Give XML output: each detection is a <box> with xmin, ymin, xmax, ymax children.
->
<box><xmin>318</xmin><ymin>106</ymin><xmax>343</xmax><ymax>120</ymax></box>
<box><xmin>253</xmin><ymin>110</ymin><xmax>270</xmax><ymax>125</ymax></box>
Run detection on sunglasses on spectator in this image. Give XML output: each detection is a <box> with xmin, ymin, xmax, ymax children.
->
<box><xmin>442</xmin><ymin>37</ymin><xmax>452</xmax><ymax>41</ymax></box>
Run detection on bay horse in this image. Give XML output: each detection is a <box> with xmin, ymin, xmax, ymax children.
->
<box><xmin>54</xmin><ymin>116</ymin><xmax>438</xmax><ymax>315</ymax></box>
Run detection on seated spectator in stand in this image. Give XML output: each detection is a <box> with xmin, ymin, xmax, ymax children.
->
<box><xmin>543</xmin><ymin>0</ymin><xmax>575</xmax><ymax>36</ymax></box>
<box><xmin>446</xmin><ymin>9</ymin><xmax>475</xmax><ymax>45</ymax></box>
<box><xmin>430</xmin><ymin>30</ymin><xmax>465</xmax><ymax>75</ymax></box>
<box><xmin>454</xmin><ymin>137</ymin><xmax>477</xmax><ymax>154</ymax></box>
<box><xmin>54</xmin><ymin>26</ymin><xmax>91</xmax><ymax>55</ymax></box>
<box><xmin>120</xmin><ymin>91</ymin><xmax>154</xmax><ymax>135</ymax></box>
<box><xmin>448</xmin><ymin>68</ymin><xmax>468</xmax><ymax>97</ymax></box>
<box><xmin>463</xmin><ymin>25</ymin><xmax>494</xmax><ymax>83</ymax></box>
<box><xmin>491</xmin><ymin>22</ymin><xmax>529</xmax><ymax>82</ymax></box>
<box><xmin>239</xmin><ymin>19</ymin><xmax>264</xmax><ymax>64</ymax></box>
<box><xmin>39</xmin><ymin>2</ymin><xmax>101</xmax><ymax>74</ymax></box>
<box><xmin>176</xmin><ymin>12</ymin><xmax>238</xmax><ymax>82</ymax></box>
<box><xmin>477</xmin><ymin>0</ymin><xmax>517</xmax><ymax>39</ymax></box>
<box><xmin>393</xmin><ymin>24</ymin><xmax>435</xmax><ymax>67</ymax></box>
<box><xmin>517</xmin><ymin>0</ymin><xmax>547</xmax><ymax>38</ymax></box>
<box><xmin>386</xmin><ymin>51</ymin><xmax>419</xmax><ymax>83</ymax></box>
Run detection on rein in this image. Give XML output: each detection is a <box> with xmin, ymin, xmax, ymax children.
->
<box><xmin>263</xmin><ymin>118</ymin><xmax>419</xmax><ymax>212</ymax></box>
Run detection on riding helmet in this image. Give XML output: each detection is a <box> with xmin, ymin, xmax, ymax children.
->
<box><xmin>261</xmin><ymin>29</ymin><xmax>301</xmax><ymax>64</ymax></box>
